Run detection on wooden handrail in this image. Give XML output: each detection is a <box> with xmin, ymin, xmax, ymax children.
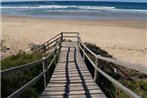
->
<box><xmin>61</xmin><ymin>32</ymin><xmax>79</xmax><ymax>34</ymax></box>
<box><xmin>41</xmin><ymin>33</ymin><xmax>61</xmax><ymax>46</ymax></box>
<box><xmin>2</xmin><ymin>32</ymin><xmax>143</xmax><ymax>98</ymax></box>
<box><xmin>34</xmin><ymin>32</ymin><xmax>79</xmax><ymax>53</ymax></box>
<box><xmin>2</xmin><ymin>41</ymin><xmax>61</xmax><ymax>98</ymax></box>
<box><xmin>79</xmin><ymin>38</ymin><xmax>147</xmax><ymax>75</ymax></box>
<box><xmin>1</xmin><ymin>59</ymin><xmax>45</xmax><ymax>77</ymax></box>
<box><xmin>33</xmin><ymin>37</ymin><xmax>61</xmax><ymax>53</ymax></box>
<box><xmin>7</xmin><ymin>54</ymin><xmax>58</xmax><ymax>98</ymax></box>
<box><xmin>79</xmin><ymin>44</ymin><xmax>141</xmax><ymax>98</ymax></box>
<box><xmin>1</xmin><ymin>32</ymin><xmax>79</xmax><ymax>98</ymax></box>
<box><xmin>1</xmin><ymin>32</ymin><xmax>79</xmax><ymax>77</ymax></box>
<box><xmin>1</xmin><ymin>39</ymin><xmax>61</xmax><ymax>77</ymax></box>
<box><xmin>63</xmin><ymin>36</ymin><xmax>79</xmax><ymax>38</ymax></box>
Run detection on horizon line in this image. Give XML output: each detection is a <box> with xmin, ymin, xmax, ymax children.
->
<box><xmin>1</xmin><ymin>0</ymin><xmax>147</xmax><ymax>3</ymax></box>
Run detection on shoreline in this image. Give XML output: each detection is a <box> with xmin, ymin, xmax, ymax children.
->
<box><xmin>2</xmin><ymin>15</ymin><xmax>147</xmax><ymax>29</ymax></box>
<box><xmin>1</xmin><ymin>15</ymin><xmax>147</xmax><ymax>65</ymax></box>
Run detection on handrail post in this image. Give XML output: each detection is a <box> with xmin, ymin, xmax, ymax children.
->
<box><xmin>54</xmin><ymin>48</ymin><xmax>57</xmax><ymax>65</ymax></box>
<box><xmin>47</xmin><ymin>44</ymin><xmax>49</xmax><ymax>52</ymax></box>
<box><xmin>42</xmin><ymin>57</ymin><xmax>47</xmax><ymax>88</ymax></box>
<box><xmin>59</xmin><ymin>39</ymin><xmax>62</xmax><ymax>53</ymax></box>
<box><xmin>77</xmin><ymin>34</ymin><xmax>80</xmax><ymax>47</ymax></box>
<box><xmin>77</xmin><ymin>33</ymin><xmax>79</xmax><ymax>43</ymax></box>
<box><xmin>77</xmin><ymin>36</ymin><xmax>79</xmax><ymax>48</ymax></box>
<box><xmin>83</xmin><ymin>47</ymin><xmax>86</xmax><ymax>61</ymax></box>
<box><xmin>44</xmin><ymin>44</ymin><xmax>47</xmax><ymax>53</ymax></box>
<box><xmin>94</xmin><ymin>57</ymin><xmax>98</xmax><ymax>82</ymax></box>
<box><xmin>61</xmin><ymin>32</ymin><xmax>63</xmax><ymax>42</ymax></box>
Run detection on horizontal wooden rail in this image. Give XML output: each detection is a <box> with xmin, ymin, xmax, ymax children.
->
<box><xmin>1</xmin><ymin>32</ymin><xmax>80</xmax><ymax>98</ymax></box>
<box><xmin>7</xmin><ymin>54</ymin><xmax>58</xmax><ymax>98</ymax></box>
<box><xmin>1</xmin><ymin>59</ymin><xmax>45</xmax><ymax>77</ymax></box>
<box><xmin>1</xmin><ymin>32</ymin><xmax>143</xmax><ymax>98</ymax></box>
<box><xmin>1</xmin><ymin>40</ymin><xmax>61</xmax><ymax>77</ymax></box>
<box><xmin>42</xmin><ymin>33</ymin><xmax>61</xmax><ymax>46</ymax></box>
<box><xmin>1</xmin><ymin>33</ymin><xmax>78</xmax><ymax>77</ymax></box>
<box><xmin>79</xmin><ymin>39</ymin><xmax>147</xmax><ymax>75</ymax></box>
<box><xmin>63</xmin><ymin>36</ymin><xmax>79</xmax><ymax>38</ymax></box>
<box><xmin>2</xmin><ymin>40</ymin><xmax>61</xmax><ymax>98</ymax></box>
<box><xmin>33</xmin><ymin>37</ymin><xmax>61</xmax><ymax>53</ymax></box>
<box><xmin>97</xmin><ymin>55</ymin><xmax>147</xmax><ymax>75</ymax></box>
<box><xmin>79</xmin><ymin>45</ymin><xmax>141</xmax><ymax>98</ymax></box>
<box><xmin>61</xmin><ymin>32</ymin><xmax>79</xmax><ymax>34</ymax></box>
<box><xmin>34</xmin><ymin>32</ymin><xmax>79</xmax><ymax>53</ymax></box>
<box><xmin>45</xmin><ymin>37</ymin><xmax>61</xmax><ymax>46</ymax></box>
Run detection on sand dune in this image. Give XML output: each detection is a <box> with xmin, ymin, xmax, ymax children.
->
<box><xmin>1</xmin><ymin>15</ymin><xmax>147</xmax><ymax>65</ymax></box>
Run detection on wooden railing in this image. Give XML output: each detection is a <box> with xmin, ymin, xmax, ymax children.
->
<box><xmin>78</xmin><ymin>38</ymin><xmax>145</xmax><ymax>98</ymax></box>
<box><xmin>1</xmin><ymin>32</ymin><xmax>145</xmax><ymax>98</ymax></box>
<box><xmin>33</xmin><ymin>33</ymin><xmax>61</xmax><ymax>53</ymax></box>
<box><xmin>33</xmin><ymin>32</ymin><xmax>79</xmax><ymax>53</ymax></box>
<box><xmin>1</xmin><ymin>32</ymin><xmax>79</xmax><ymax>98</ymax></box>
<box><xmin>1</xmin><ymin>39</ymin><xmax>61</xmax><ymax>98</ymax></box>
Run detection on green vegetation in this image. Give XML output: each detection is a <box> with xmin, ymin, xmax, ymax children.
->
<box><xmin>84</xmin><ymin>42</ymin><xmax>147</xmax><ymax>98</ymax></box>
<box><xmin>1</xmin><ymin>52</ymin><xmax>55</xmax><ymax>98</ymax></box>
<box><xmin>117</xmin><ymin>79</ymin><xmax>147</xmax><ymax>98</ymax></box>
<box><xmin>1</xmin><ymin>42</ymin><xmax>147</xmax><ymax>98</ymax></box>
<box><xmin>1</xmin><ymin>52</ymin><xmax>44</xmax><ymax>70</ymax></box>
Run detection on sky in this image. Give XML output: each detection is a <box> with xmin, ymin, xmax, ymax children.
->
<box><xmin>1</xmin><ymin>0</ymin><xmax>147</xmax><ymax>3</ymax></box>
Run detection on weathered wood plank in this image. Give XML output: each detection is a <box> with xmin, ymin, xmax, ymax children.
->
<box><xmin>40</xmin><ymin>94</ymin><xmax>106</xmax><ymax>98</ymax></box>
<box><xmin>40</xmin><ymin>42</ymin><xmax>106</xmax><ymax>98</ymax></box>
<box><xmin>45</xmin><ymin>85</ymin><xmax>100</xmax><ymax>91</ymax></box>
<box><xmin>41</xmin><ymin>89</ymin><xmax>103</xmax><ymax>95</ymax></box>
<box><xmin>47</xmin><ymin>82</ymin><xmax>97</xmax><ymax>87</ymax></box>
<box><xmin>52</xmin><ymin>71</ymin><xmax>90</xmax><ymax>75</ymax></box>
<box><xmin>51</xmin><ymin>74</ymin><xmax>91</xmax><ymax>78</ymax></box>
<box><xmin>50</xmin><ymin>77</ymin><xmax>92</xmax><ymax>80</ymax></box>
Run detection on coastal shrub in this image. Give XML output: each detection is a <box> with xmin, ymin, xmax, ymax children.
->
<box><xmin>82</xmin><ymin>42</ymin><xmax>147</xmax><ymax>98</ymax></box>
<box><xmin>1</xmin><ymin>52</ymin><xmax>55</xmax><ymax>98</ymax></box>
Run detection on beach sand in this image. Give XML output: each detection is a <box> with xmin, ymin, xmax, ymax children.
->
<box><xmin>1</xmin><ymin>15</ymin><xmax>147</xmax><ymax>65</ymax></box>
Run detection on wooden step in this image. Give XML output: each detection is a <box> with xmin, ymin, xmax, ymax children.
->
<box><xmin>40</xmin><ymin>94</ymin><xmax>106</xmax><ymax>98</ymax></box>
<box><xmin>40</xmin><ymin>43</ymin><xmax>106</xmax><ymax>98</ymax></box>
<box><xmin>41</xmin><ymin>89</ymin><xmax>103</xmax><ymax>95</ymax></box>
<box><xmin>50</xmin><ymin>79</ymin><xmax>94</xmax><ymax>83</ymax></box>
<box><xmin>47</xmin><ymin>82</ymin><xmax>97</xmax><ymax>87</ymax></box>
<box><xmin>45</xmin><ymin>85</ymin><xmax>99</xmax><ymax>91</ymax></box>
<box><xmin>51</xmin><ymin>73</ymin><xmax>91</xmax><ymax>78</ymax></box>
<box><xmin>53</xmin><ymin>71</ymin><xmax>90</xmax><ymax>75</ymax></box>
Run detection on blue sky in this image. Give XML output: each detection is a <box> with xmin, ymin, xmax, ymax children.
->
<box><xmin>2</xmin><ymin>0</ymin><xmax>147</xmax><ymax>3</ymax></box>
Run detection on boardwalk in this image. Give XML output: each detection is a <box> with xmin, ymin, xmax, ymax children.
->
<box><xmin>40</xmin><ymin>41</ymin><xmax>106</xmax><ymax>98</ymax></box>
<box><xmin>1</xmin><ymin>32</ymin><xmax>143</xmax><ymax>98</ymax></box>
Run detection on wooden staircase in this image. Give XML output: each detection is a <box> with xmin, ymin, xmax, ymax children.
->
<box><xmin>40</xmin><ymin>42</ymin><xmax>106</xmax><ymax>98</ymax></box>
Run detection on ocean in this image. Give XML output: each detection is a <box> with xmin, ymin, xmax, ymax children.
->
<box><xmin>1</xmin><ymin>1</ymin><xmax>147</xmax><ymax>20</ymax></box>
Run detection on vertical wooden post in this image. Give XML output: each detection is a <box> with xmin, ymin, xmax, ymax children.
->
<box><xmin>43</xmin><ymin>44</ymin><xmax>46</xmax><ymax>53</ymax></box>
<box><xmin>59</xmin><ymin>41</ymin><xmax>61</xmax><ymax>53</ymax></box>
<box><xmin>83</xmin><ymin>47</ymin><xmax>85</xmax><ymax>61</ymax></box>
<box><xmin>59</xmin><ymin>32</ymin><xmax>63</xmax><ymax>53</ymax></box>
<box><xmin>94</xmin><ymin>57</ymin><xmax>98</xmax><ymax>82</ymax></box>
<box><xmin>77</xmin><ymin>36</ymin><xmax>79</xmax><ymax>46</ymax></box>
<box><xmin>54</xmin><ymin>48</ymin><xmax>57</xmax><ymax>65</ymax></box>
<box><xmin>77</xmin><ymin>33</ymin><xmax>79</xmax><ymax>44</ymax></box>
<box><xmin>47</xmin><ymin>44</ymin><xmax>50</xmax><ymax>52</ymax></box>
<box><xmin>114</xmin><ymin>68</ymin><xmax>117</xmax><ymax>73</ymax></box>
<box><xmin>61</xmin><ymin>32</ymin><xmax>63</xmax><ymax>42</ymax></box>
<box><xmin>42</xmin><ymin>57</ymin><xmax>47</xmax><ymax>88</ymax></box>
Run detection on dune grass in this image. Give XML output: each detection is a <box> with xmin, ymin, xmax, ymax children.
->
<box><xmin>1</xmin><ymin>42</ymin><xmax>147</xmax><ymax>98</ymax></box>
<box><xmin>84</xmin><ymin>42</ymin><xmax>147</xmax><ymax>98</ymax></box>
<box><xmin>1</xmin><ymin>52</ymin><xmax>54</xmax><ymax>98</ymax></box>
